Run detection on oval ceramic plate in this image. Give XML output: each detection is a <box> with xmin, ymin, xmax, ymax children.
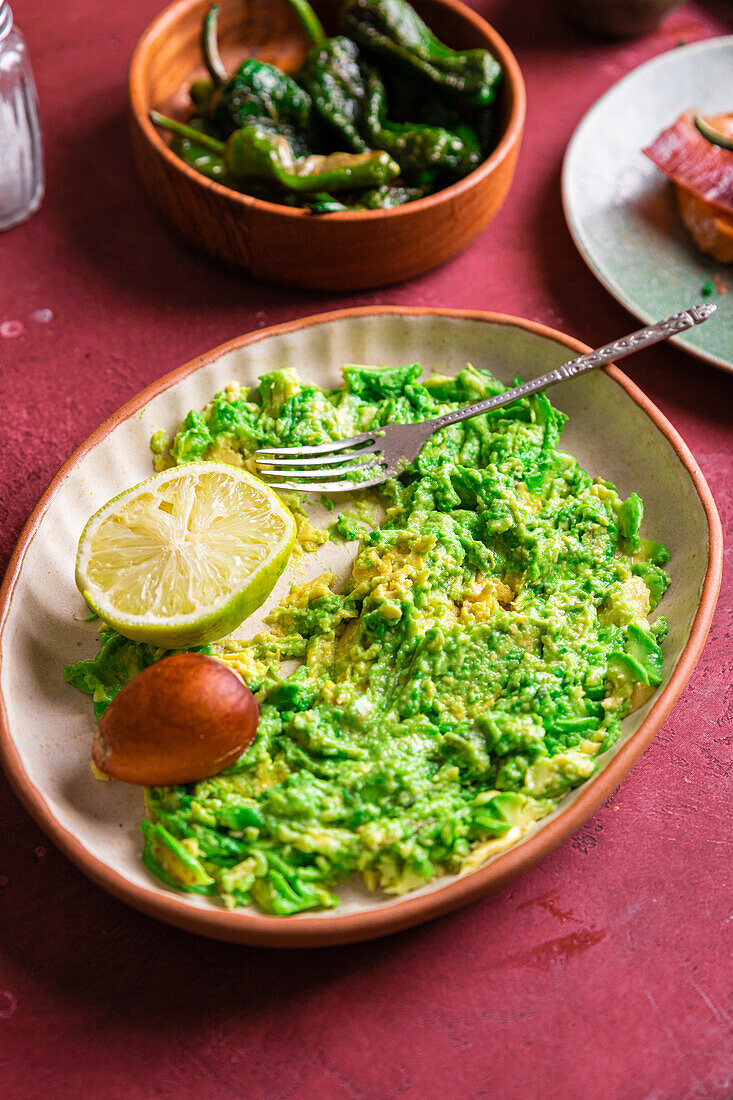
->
<box><xmin>562</xmin><ymin>36</ymin><xmax>733</xmax><ymax>373</ymax></box>
<box><xmin>0</xmin><ymin>309</ymin><xmax>722</xmax><ymax>946</ymax></box>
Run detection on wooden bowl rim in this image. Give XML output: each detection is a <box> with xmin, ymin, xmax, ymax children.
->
<box><xmin>127</xmin><ymin>0</ymin><xmax>527</xmax><ymax>221</ymax></box>
<box><xmin>0</xmin><ymin>306</ymin><xmax>723</xmax><ymax>947</ymax></box>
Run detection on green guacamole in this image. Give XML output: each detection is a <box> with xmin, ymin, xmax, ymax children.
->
<box><xmin>65</xmin><ymin>362</ymin><xmax>670</xmax><ymax>914</ymax></box>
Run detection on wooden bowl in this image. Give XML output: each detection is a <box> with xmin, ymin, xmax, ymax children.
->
<box><xmin>128</xmin><ymin>0</ymin><xmax>526</xmax><ymax>289</ymax></box>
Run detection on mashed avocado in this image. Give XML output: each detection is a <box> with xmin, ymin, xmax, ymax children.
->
<box><xmin>65</xmin><ymin>362</ymin><xmax>669</xmax><ymax>914</ymax></box>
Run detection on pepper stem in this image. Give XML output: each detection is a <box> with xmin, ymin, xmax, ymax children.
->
<box><xmin>149</xmin><ymin>111</ymin><xmax>227</xmax><ymax>156</ymax></box>
<box><xmin>284</xmin><ymin>0</ymin><xmax>327</xmax><ymax>46</ymax></box>
<box><xmin>202</xmin><ymin>5</ymin><xmax>228</xmax><ymax>86</ymax></box>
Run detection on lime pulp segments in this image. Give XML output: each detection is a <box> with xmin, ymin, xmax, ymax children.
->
<box><xmin>75</xmin><ymin>462</ymin><xmax>296</xmax><ymax>648</ymax></box>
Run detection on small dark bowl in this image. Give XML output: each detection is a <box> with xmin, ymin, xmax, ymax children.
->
<box><xmin>560</xmin><ymin>0</ymin><xmax>685</xmax><ymax>37</ymax></box>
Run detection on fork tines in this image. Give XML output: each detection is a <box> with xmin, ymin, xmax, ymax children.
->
<box><xmin>255</xmin><ymin>432</ymin><xmax>385</xmax><ymax>493</ymax></box>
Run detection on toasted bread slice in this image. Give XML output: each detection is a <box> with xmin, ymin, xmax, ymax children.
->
<box><xmin>675</xmin><ymin>184</ymin><xmax>733</xmax><ymax>263</ymax></box>
<box><xmin>673</xmin><ymin>113</ymin><xmax>733</xmax><ymax>262</ymax></box>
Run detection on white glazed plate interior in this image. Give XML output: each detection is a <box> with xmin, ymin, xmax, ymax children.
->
<box><xmin>0</xmin><ymin>313</ymin><xmax>713</xmax><ymax>931</ymax></box>
<box><xmin>562</xmin><ymin>36</ymin><xmax>733</xmax><ymax>374</ymax></box>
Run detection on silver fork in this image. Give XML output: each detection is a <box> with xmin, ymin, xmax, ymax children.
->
<box><xmin>255</xmin><ymin>305</ymin><xmax>716</xmax><ymax>493</ymax></box>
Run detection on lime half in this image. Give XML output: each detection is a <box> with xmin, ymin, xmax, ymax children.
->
<box><xmin>75</xmin><ymin>462</ymin><xmax>296</xmax><ymax>648</ymax></box>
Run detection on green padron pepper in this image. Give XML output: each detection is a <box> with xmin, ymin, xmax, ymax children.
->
<box><xmin>302</xmin><ymin>192</ymin><xmax>350</xmax><ymax>213</ymax></box>
<box><xmin>362</xmin><ymin>68</ymin><xmax>479</xmax><ymax>182</ymax></box>
<box><xmin>300</xmin><ymin>182</ymin><xmax>423</xmax><ymax>213</ymax></box>
<box><xmin>285</xmin><ymin>0</ymin><xmax>368</xmax><ymax>152</ymax></box>
<box><xmin>170</xmin><ymin>134</ymin><xmax>228</xmax><ymax>181</ymax></box>
<box><xmin>408</xmin><ymin>90</ymin><xmax>485</xmax><ymax>161</ymax></box>
<box><xmin>206</xmin><ymin>61</ymin><xmax>314</xmax><ymax>153</ymax></box>
<box><xmin>168</xmin><ymin>115</ymin><xmax>228</xmax><ymax>180</ymax></box>
<box><xmin>195</xmin><ymin>6</ymin><xmax>314</xmax><ymax>154</ymax></box>
<box><xmin>289</xmin><ymin>145</ymin><xmax>399</xmax><ymax>190</ymax></box>
<box><xmin>360</xmin><ymin>182</ymin><xmax>424</xmax><ymax>207</ymax></box>
<box><xmin>297</xmin><ymin>35</ymin><xmax>369</xmax><ymax>152</ymax></box>
<box><xmin>150</xmin><ymin>113</ymin><xmax>399</xmax><ymax>193</ymax></box>
<box><xmin>341</xmin><ymin>0</ymin><xmax>501</xmax><ymax>108</ymax></box>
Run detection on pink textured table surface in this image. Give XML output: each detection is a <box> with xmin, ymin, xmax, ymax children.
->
<box><xmin>1</xmin><ymin>2</ymin><xmax>731</xmax><ymax>1097</ymax></box>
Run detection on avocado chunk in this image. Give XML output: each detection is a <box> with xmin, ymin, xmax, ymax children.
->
<box><xmin>141</xmin><ymin>820</ymin><xmax>215</xmax><ymax>893</ymax></box>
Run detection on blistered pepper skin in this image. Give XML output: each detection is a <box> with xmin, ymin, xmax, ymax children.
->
<box><xmin>150</xmin><ymin>113</ymin><xmax>399</xmax><ymax>193</ymax></box>
<box><xmin>297</xmin><ymin>36</ymin><xmax>369</xmax><ymax>152</ymax></box>
<box><xmin>197</xmin><ymin>7</ymin><xmax>315</xmax><ymax>154</ymax></box>
<box><xmin>362</xmin><ymin>68</ymin><xmax>480</xmax><ymax>183</ymax></box>
<box><xmin>341</xmin><ymin>0</ymin><xmax>501</xmax><ymax>109</ymax></box>
<box><xmin>205</xmin><ymin>60</ymin><xmax>314</xmax><ymax>149</ymax></box>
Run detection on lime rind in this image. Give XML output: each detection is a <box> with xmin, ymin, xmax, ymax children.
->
<box><xmin>75</xmin><ymin>462</ymin><xmax>296</xmax><ymax>648</ymax></box>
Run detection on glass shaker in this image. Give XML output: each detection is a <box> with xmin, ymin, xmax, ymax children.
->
<box><xmin>0</xmin><ymin>0</ymin><xmax>43</xmax><ymax>230</ymax></box>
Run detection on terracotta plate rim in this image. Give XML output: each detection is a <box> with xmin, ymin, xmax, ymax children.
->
<box><xmin>0</xmin><ymin>307</ymin><xmax>723</xmax><ymax>947</ymax></box>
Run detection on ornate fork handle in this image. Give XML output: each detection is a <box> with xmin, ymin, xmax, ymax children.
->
<box><xmin>254</xmin><ymin>303</ymin><xmax>717</xmax><ymax>494</ymax></box>
<box><xmin>427</xmin><ymin>305</ymin><xmax>716</xmax><ymax>433</ymax></box>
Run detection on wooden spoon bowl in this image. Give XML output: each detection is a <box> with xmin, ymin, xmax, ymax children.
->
<box><xmin>128</xmin><ymin>0</ymin><xmax>526</xmax><ymax>289</ymax></box>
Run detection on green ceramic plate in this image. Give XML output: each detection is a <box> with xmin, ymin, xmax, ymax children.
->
<box><xmin>562</xmin><ymin>36</ymin><xmax>733</xmax><ymax>374</ymax></box>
